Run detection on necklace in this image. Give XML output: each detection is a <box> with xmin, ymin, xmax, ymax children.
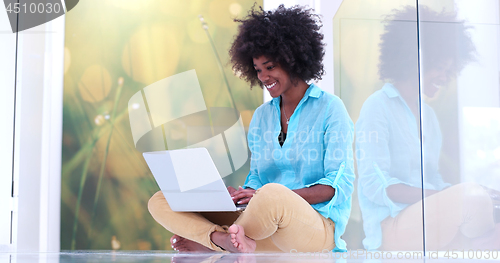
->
<box><xmin>283</xmin><ymin>106</ymin><xmax>290</xmax><ymax>124</ymax></box>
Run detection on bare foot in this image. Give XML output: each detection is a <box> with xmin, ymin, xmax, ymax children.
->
<box><xmin>170</xmin><ymin>234</ymin><xmax>214</xmax><ymax>253</ymax></box>
<box><xmin>210</xmin><ymin>226</ymin><xmax>256</xmax><ymax>253</ymax></box>
<box><xmin>228</xmin><ymin>224</ymin><xmax>256</xmax><ymax>253</ymax></box>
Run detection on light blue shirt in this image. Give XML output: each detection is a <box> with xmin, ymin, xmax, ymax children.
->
<box><xmin>356</xmin><ymin>83</ymin><xmax>450</xmax><ymax>250</ymax></box>
<box><xmin>243</xmin><ymin>83</ymin><xmax>355</xmax><ymax>251</ymax></box>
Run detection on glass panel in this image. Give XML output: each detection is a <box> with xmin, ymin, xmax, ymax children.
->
<box><xmin>333</xmin><ymin>0</ymin><xmax>425</xmax><ymax>251</ymax></box>
<box><xmin>61</xmin><ymin>0</ymin><xmax>263</xmax><ymax>250</ymax></box>
<box><xmin>419</xmin><ymin>0</ymin><xmax>500</xmax><ymax>252</ymax></box>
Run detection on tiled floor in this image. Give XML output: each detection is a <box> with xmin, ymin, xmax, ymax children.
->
<box><xmin>0</xmin><ymin>251</ymin><xmax>494</xmax><ymax>263</ymax></box>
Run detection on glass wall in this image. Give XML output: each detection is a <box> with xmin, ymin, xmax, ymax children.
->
<box><xmin>335</xmin><ymin>0</ymin><xmax>500</xmax><ymax>253</ymax></box>
<box><xmin>333</xmin><ymin>0</ymin><xmax>424</xmax><ymax>251</ymax></box>
<box><xmin>419</xmin><ymin>0</ymin><xmax>500</xmax><ymax>252</ymax></box>
<box><xmin>61</xmin><ymin>0</ymin><xmax>263</xmax><ymax>250</ymax></box>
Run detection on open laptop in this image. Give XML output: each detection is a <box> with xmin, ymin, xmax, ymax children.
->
<box><xmin>143</xmin><ymin>148</ymin><xmax>247</xmax><ymax>212</ymax></box>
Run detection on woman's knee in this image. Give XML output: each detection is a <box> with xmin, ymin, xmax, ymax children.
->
<box><xmin>254</xmin><ymin>183</ymin><xmax>290</xmax><ymax>201</ymax></box>
<box><xmin>148</xmin><ymin>191</ymin><xmax>170</xmax><ymax>216</ymax></box>
<box><xmin>461</xmin><ymin>184</ymin><xmax>493</xmax><ymax>211</ymax></box>
<box><xmin>452</xmin><ymin>182</ymin><xmax>485</xmax><ymax>194</ymax></box>
<box><xmin>249</xmin><ymin>183</ymin><xmax>297</xmax><ymax>211</ymax></box>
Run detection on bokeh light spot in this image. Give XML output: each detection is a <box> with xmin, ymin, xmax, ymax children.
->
<box><xmin>94</xmin><ymin>115</ymin><xmax>105</xmax><ymax>126</ymax></box>
<box><xmin>229</xmin><ymin>3</ymin><xmax>242</xmax><ymax>16</ymax></box>
<box><xmin>78</xmin><ymin>65</ymin><xmax>112</xmax><ymax>103</ymax></box>
<box><xmin>122</xmin><ymin>23</ymin><xmax>181</xmax><ymax>84</ymax></box>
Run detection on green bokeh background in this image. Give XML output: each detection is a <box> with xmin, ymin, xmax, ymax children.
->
<box><xmin>61</xmin><ymin>0</ymin><xmax>263</xmax><ymax>250</ymax></box>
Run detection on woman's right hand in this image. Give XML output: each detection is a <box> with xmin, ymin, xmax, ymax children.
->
<box><xmin>230</xmin><ymin>186</ymin><xmax>256</xmax><ymax>205</ymax></box>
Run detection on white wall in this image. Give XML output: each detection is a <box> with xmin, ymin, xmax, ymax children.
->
<box><xmin>456</xmin><ymin>0</ymin><xmax>500</xmax><ymax>187</ymax></box>
<box><xmin>0</xmin><ymin>1</ymin><xmax>17</xmax><ymax>250</ymax></box>
<box><xmin>318</xmin><ymin>0</ymin><xmax>343</xmax><ymax>95</ymax></box>
<box><xmin>0</xmin><ymin>13</ymin><xmax>65</xmax><ymax>253</ymax></box>
<box><xmin>262</xmin><ymin>0</ymin><xmax>343</xmax><ymax>102</ymax></box>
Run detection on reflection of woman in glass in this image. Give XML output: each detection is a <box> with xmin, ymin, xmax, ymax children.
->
<box><xmin>148</xmin><ymin>5</ymin><xmax>355</xmax><ymax>253</ymax></box>
<box><xmin>357</xmin><ymin>6</ymin><xmax>499</xmax><ymax>251</ymax></box>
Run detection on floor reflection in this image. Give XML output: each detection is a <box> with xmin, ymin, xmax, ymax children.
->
<box><xmin>2</xmin><ymin>251</ymin><xmax>494</xmax><ymax>262</ymax></box>
<box><xmin>3</xmin><ymin>251</ymin><xmax>356</xmax><ymax>263</ymax></box>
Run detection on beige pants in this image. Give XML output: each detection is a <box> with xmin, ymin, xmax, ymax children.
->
<box><xmin>381</xmin><ymin>182</ymin><xmax>495</xmax><ymax>251</ymax></box>
<box><xmin>148</xmin><ymin>183</ymin><xmax>335</xmax><ymax>252</ymax></box>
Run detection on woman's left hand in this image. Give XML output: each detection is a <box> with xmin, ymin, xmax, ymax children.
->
<box><xmin>231</xmin><ymin>186</ymin><xmax>256</xmax><ymax>204</ymax></box>
<box><xmin>227</xmin><ymin>186</ymin><xmax>237</xmax><ymax>195</ymax></box>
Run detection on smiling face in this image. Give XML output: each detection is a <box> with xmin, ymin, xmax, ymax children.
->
<box><xmin>423</xmin><ymin>58</ymin><xmax>456</xmax><ymax>98</ymax></box>
<box><xmin>253</xmin><ymin>56</ymin><xmax>294</xmax><ymax>98</ymax></box>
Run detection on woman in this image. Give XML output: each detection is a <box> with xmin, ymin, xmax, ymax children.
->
<box><xmin>148</xmin><ymin>5</ymin><xmax>354</xmax><ymax>253</ymax></box>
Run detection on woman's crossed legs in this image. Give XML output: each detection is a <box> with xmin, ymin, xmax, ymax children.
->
<box><xmin>148</xmin><ymin>183</ymin><xmax>335</xmax><ymax>253</ymax></box>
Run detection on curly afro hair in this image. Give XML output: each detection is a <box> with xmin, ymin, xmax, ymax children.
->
<box><xmin>229</xmin><ymin>4</ymin><xmax>325</xmax><ymax>88</ymax></box>
<box><xmin>379</xmin><ymin>5</ymin><xmax>476</xmax><ymax>83</ymax></box>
